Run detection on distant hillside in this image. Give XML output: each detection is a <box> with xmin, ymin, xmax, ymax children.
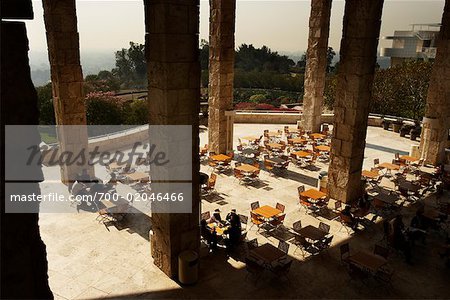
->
<box><xmin>29</xmin><ymin>50</ymin><xmax>116</xmax><ymax>87</ymax></box>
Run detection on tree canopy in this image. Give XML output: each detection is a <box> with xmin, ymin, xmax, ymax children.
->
<box><xmin>112</xmin><ymin>42</ymin><xmax>146</xmax><ymax>89</ymax></box>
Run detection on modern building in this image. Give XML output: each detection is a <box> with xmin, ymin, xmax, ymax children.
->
<box><xmin>380</xmin><ymin>23</ymin><xmax>441</xmax><ymax>66</ymax></box>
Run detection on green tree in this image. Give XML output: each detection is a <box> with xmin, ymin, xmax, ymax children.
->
<box><xmin>36</xmin><ymin>83</ymin><xmax>55</xmax><ymax>125</ymax></box>
<box><xmin>84</xmin><ymin>70</ymin><xmax>120</xmax><ymax>93</ymax></box>
<box><xmin>122</xmin><ymin>100</ymin><xmax>149</xmax><ymax>125</ymax></box>
<box><xmin>326</xmin><ymin>47</ymin><xmax>336</xmax><ymax>73</ymax></box>
<box><xmin>112</xmin><ymin>42</ymin><xmax>146</xmax><ymax>89</ymax></box>
<box><xmin>85</xmin><ymin>91</ymin><xmax>123</xmax><ymax>125</ymax></box>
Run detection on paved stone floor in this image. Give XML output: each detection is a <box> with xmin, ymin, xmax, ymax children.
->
<box><xmin>39</xmin><ymin>125</ymin><xmax>450</xmax><ymax>299</ymax></box>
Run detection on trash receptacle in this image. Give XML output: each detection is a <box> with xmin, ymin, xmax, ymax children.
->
<box><xmin>178</xmin><ymin>250</ymin><xmax>198</xmax><ymax>285</ymax></box>
<box><xmin>410</xmin><ymin>145</ymin><xmax>420</xmax><ymax>158</ymax></box>
<box><xmin>318</xmin><ymin>171</ymin><xmax>328</xmax><ymax>193</ymax></box>
<box><xmin>445</xmin><ymin>148</ymin><xmax>450</xmax><ymax>164</ymax></box>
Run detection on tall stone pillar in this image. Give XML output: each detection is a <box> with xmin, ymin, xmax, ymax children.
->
<box><xmin>327</xmin><ymin>0</ymin><xmax>384</xmax><ymax>204</ymax></box>
<box><xmin>301</xmin><ymin>0</ymin><xmax>332</xmax><ymax>133</ymax></box>
<box><xmin>145</xmin><ymin>0</ymin><xmax>201</xmax><ymax>278</ymax></box>
<box><xmin>419</xmin><ymin>1</ymin><xmax>450</xmax><ymax>165</ymax></box>
<box><xmin>42</xmin><ymin>0</ymin><xmax>93</xmax><ymax>184</ymax></box>
<box><xmin>2</xmin><ymin>9</ymin><xmax>53</xmax><ymax>297</ymax></box>
<box><xmin>208</xmin><ymin>0</ymin><xmax>236</xmax><ymax>154</ymax></box>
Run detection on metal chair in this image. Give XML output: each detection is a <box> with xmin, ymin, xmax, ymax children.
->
<box><xmin>319</xmin><ymin>221</ymin><xmax>330</xmax><ymax>234</ymax></box>
<box><xmin>278</xmin><ymin>240</ymin><xmax>290</xmax><ymax>254</ymax></box>
<box><xmin>250</xmin><ymin>201</ymin><xmax>260</xmax><ymax>211</ymax></box>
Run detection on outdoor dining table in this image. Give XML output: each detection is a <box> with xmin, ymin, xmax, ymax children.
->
<box><xmin>208</xmin><ymin>223</ymin><xmax>229</xmax><ymax>236</ymax></box>
<box><xmin>99</xmin><ymin>197</ymin><xmax>131</xmax><ymax>217</ymax></box>
<box><xmin>267</xmin><ymin>156</ymin><xmax>286</xmax><ymax>165</ymax></box>
<box><xmin>348</xmin><ymin>251</ymin><xmax>387</xmax><ymax>273</ymax></box>
<box><xmin>252</xmin><ymin>205</ymin><xmax>282</xmax><ymax>219</ymax></box>
<box><xmin>400</xmin><ymin>155</ymin><xmax>419</xmax><ymax>163</ymax></box>
<box><xmin>292</xmin><ymin>150</ymin><xmax>312</xmax><ymax>158</ymax></box>
<box><xmin>398</xmin><ymin>180</ymin><xmax>421</xmax><ymax>193</ymax></box>
<box><xmin>126</xmin><ymin>172</ymin><xmax>149</xmax><ymax>182</ymax></box>
<box><xmin>362</xmin><ymin>170</ymin><xmax>379</xmax><ymax>179</ymax></box>
<box><xmin>210</xmin><ymin>154</ymin><xmax>232</xmax><ymax>162</ymax></box>
<box><xmin>235</xmin><ymin>164</ymin><xmax>259</xmax><ymax>174</ymax></box>
<box><xmin>242</xmin><ymin>135</ymin><xmax>259</xmax><ymax>142</ymax></box>
<box><xmin>267</xmin><ymin>131</ymin><xmax>280</xmax><ymax>137</ymax></box>
<box><xmin>241</xmin><ymin>148</ymin><xmax>259</xmax><ymax>156</ymax></box>
<box><xmin>373</xmin><ymin>191</ymin><xmax>398</xmax><ymax>205</ymax></box>
<box><xmin>249</xmin><ymin>243</ymin><xmax>287</xmax><ymax>265</ymax></box>
<box><xmin>109</xmin><ymin>162</ymin><xmax>125</xmax><ymax>170</ymax></box>
<box><xmin>288</xmin><ymin>137</ymin><xmax>307</xmax><ymax>145</ymax></box>
<box><xmin>296</xmin><ymin>225</ymin><xmax>327</xmax><ymax>241</ymax></box>
<box><xmin>379</xmin><ymin>162</ymin><xmax>400</xmax><ymax>171</ymax></box>
<box><xmin>316</xmin><ymin>145</ymin><xmax>331</xmax><ymax>152</ymax></box>
<box><xmin>266</xmin><ymin>143</ymin><xmax>283</xmax><ymax>150</ymax></box>
<box><xmin>300</xmin><ymin>188</ymin><xmax>327</xmax><ymax>201</ymax></box>
<box><xmin>310</xmin><ymin>133</ymin><xmax>326</xmax><ymax>140</ymax></box>
<box><xmin>379</xmin><ymin>162</ymin><xmax>400</xmax><ymax>176</ymax></box>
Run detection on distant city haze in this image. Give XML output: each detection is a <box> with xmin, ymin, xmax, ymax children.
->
<box><xmin>24</xmin><ymin>0</ymin><xmax>444</xmax><ymax>85</ymax></box>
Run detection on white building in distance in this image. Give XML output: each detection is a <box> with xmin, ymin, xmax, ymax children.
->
<box><xmin>380</xmin><ymin>23</ymin><xmax>441</xmax><ymax>66</ymax></box>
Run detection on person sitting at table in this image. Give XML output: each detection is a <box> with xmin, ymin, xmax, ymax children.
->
<box><xmin>341</xmin><ymin>205</ymin><xmax>359</xmax><ymax>230</ymax></box>
<box><xmin>200</xmin><ymin>219</ymin><xmax>217</xmax><ymax>251</ymax></box>
<box><xmin>393</xmin><ymin>214</ymin><xmax>412</xmax><ymax>264</ymax></box>
<box><xmin>357</xmin><ymin>192</ymin><xmax>371</xmax><ymax>212</ymax></box>
<box><xmin>209</xmin><ymin>209</ymin><xmax>225</xmax><ymax>225</ymax></box>
<box><xmin>410</xmin><ymin>208</ymin><xmax>428</xmax><ymax>245</ymax></box>
<box><xmin>226</xmin><ymin>209</ymin><xmax>241</xmax><ymax>229</ymax></box>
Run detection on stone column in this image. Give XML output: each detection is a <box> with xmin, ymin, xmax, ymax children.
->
<box><xmin>1</xmin><ymin>17</ymin><xmax>53</xmax><ymax>299</ymax></box>
<box><xmin>145</xmin><ymin>0</ymin><xmax>201</xmax><ymax>278</ymax></box>
<box><xmin>301</xmin><ymin>0</ymin><xmax>332</xmax><ymax>133</ymax></box>
<box><xmin>42</xmin><ymin>0</ymin><xmax>93</xmax><ymax>184</ymax></box>
<box><xmin>208</xmin><ymin>0</ymin><xmax>236</xmax><ymax>154</ymax></box>
<box><xmin>419</xmin><ymin>1</ymin><xmax>450</xmax><ymax>165</ymax></box>
<box><xmin>327</xmin><ymin>0</ymin><xmax>384</xmax><ymax>204</ymax></box>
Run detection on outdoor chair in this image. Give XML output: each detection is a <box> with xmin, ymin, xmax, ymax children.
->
<box><xmin>374</xmin><ymin>244</ymin><xmax>389</xmax><ymax>259</ymax></box>
<box><xmin>250</xmin><ymin>211</ymin><xmax>264</xmax><ymax>230</ymax></box>
<box><xmin>340</xmin><ymin>243</ymin><xmax>351</xmax><ymax>266</ymax></box>
<box><xmin>333</xmin><ymin>201</ymin><xmax>343</xmax><ymax>213</ymax></box>
<box><xmin>292</xmin><ymin>235</ymin><xmax>312</xmax><ymax>257</ymax></box>
<box><xmin>338</xmin><ymin>213</ymin><xmax>354</xmax><ymax>234</ymax></box>
<box><xmin>278</xmin><ymin>240</ymin><xmax>290</xmax><ymax>254</ymax></box>
<box><xmin>247</xmin><ymin>238</ymin><xmax>259</xmax><ymax>250</ymax></box>
<box><xmin>201</xmin><ymin>211</ymin><xmax>211</xmax><ymax>221</ymax></box>
<box><xmin>319</xmin><ymin>222</ymin><xmax>330</xmax><ymax>234</ymax></box>
<box><xmin>245</xmin><ymin>258</ymin><xmax>264</xmax><ymax>282</ymax></box>
<box><xmin>203</xmin><ymin>173</ymin><xmax>217</xmax><ymax>195</ymax></box>
<box><xmin>269</xmin><ymin>213</ymin><xmax>286</xmax><ymax>229</ymax></box>
<box><xmin>270</xmin><ymin>259</ymin><xmax>293</xmax><ymax>282</ymax></box>
<box><xmin>264</xmin><ymin>160</ymin><xmax>275</xmax><ymax>175</ymax></box>
<box><xmin>314</xmin><ymin>235</ymin><xmax>333</xmax><ymax>254</ymax></box>
<box><xmin>276</xmin><ymin>202</ymin><xmax>286</xmax><ymax>213</ymax></box>
<box><xmin>375</xmin><ymin>266</ymin><xmax>394</xmax><ymax>286</ymax></box>
<box><xmin>239</xmin><ymin>214</ymin><xmax>249</xmax><ymax>230</ymax></box>
<box><xmin>250</xmin><ymin>201</ymin><xmax>260</xmax><ymax>211</ymax></box>
<box><xmin>292</xmin><ymin>220</ymin><xmax>302</xmax><ymax>233</ymax></box>
<box><xmin>234</xmin><ymin>168</ymin><xmax>245</xmax><ymax>184</ymax></box>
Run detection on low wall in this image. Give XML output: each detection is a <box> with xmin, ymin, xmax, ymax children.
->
<box><xmin>235</xmin><ymin>111</ymin><xmax>301</xmax><ymax>124</ymax></box>
<box><xmin>41</xmin><ymin>126</ymin><xmax>149</xmax><ymax>165</ymax></box>
<box><xmin>235</xmin><ymin>111</ymin><xmax>385</xmax><ymax>127</ymax></box>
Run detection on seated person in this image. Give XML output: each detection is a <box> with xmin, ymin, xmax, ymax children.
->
<box><xmin>71</xmin><ymin>180</ymin><xmax>88</xmax><ymax>197</ymax></box>
<box><xmin>393</xmin><ymin>214</ymin><xmax>412</xmax><ymax>264</ymax></box>
<box><xmin>209</xmin><ymin>209</ymin><xmax>225</xmax><ymax>225</ymax></box>
<box><xmin>341</xmin><ymin>205</ymin><xmax>359</xmax><ymax>230</ymax></box>
<box><xmin>200</xmin><ymin>219</ymin><xmax>217</xmax><ymax>250</ymax></box>
<box><xmin>76</xmin><ymin>169</ymin><xmax>92</xmax><ymax>184</ymax></box>
<box><xmin>410</xmin><ymin>209</ymin><xmax>428</xmax><ymax>245</ymax></box>
<box><xmin>357</xmin><ymin>192</ymin><xmax>371</xmax><ymax>212</ymax></box>
<box><xmin>226</xmin><ymin>209</ymin><xmax>241</xmax><ymax>230</ymax></box>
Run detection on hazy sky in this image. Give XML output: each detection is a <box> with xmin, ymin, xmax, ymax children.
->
<box><xmin>24</xmin><ymin>0</ymin><xmax>445</xmax><ymax>55</ymax></box>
